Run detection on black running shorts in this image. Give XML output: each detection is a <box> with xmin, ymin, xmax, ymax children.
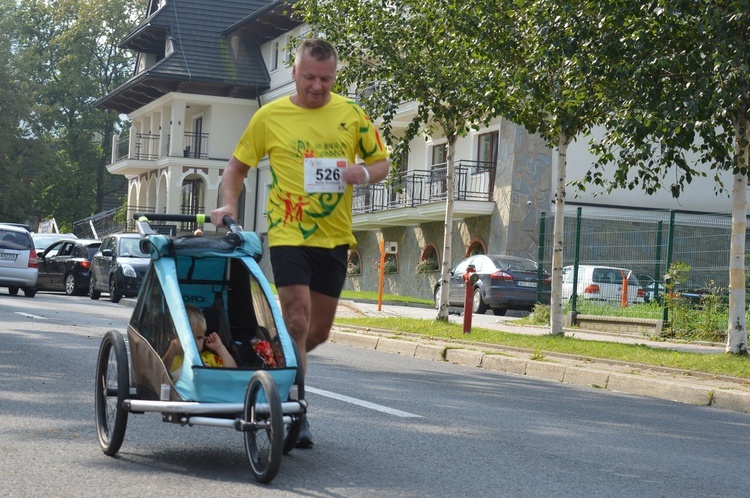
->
<box><xmin>269</xmin><ymin>245</ymin><xmax>348</xmax><ymax>298</ymax></box>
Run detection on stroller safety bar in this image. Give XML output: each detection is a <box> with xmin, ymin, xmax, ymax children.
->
<box><xmin>124</xmin><ymin>399</ymin><xmax>305</xmax><ymax>415</ymax></box>
<box><xmin>133</xmin><ymin>212</ymin><xmax>243</xmax><ymax>235</ymax></box>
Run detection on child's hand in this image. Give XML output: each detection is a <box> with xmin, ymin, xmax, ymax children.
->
<box><xmin>204</xmin><ymin>332</ymin><xmax>224</xmax><ymax>351</ymax></box>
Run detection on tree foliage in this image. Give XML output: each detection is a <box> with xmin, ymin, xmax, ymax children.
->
<box><xmin>479</xmin><ymin>0</ymin><xmax>625</xmax><ymax>334</ymax></box>
<box><xmin>0</xmin><ymin>0</ymin><xmax>37</xmax><ymax>222</ymax></box>
<box><xmin>295</xmin><ymin>0</ymin><xmax>514</xmax><ymax>320</ymax></box>
<box><xmin>293</xmin><ymin>1</ymin><xmax>750</xmax><ymax>345</ymax></box>
<box><xmin>11</xmin><ymin>0</ymin><xmax>141</xmax><ymax>227</ymax></box>
<box><xmin>576</xmin><ymin>2</ymin><xmax>750</xmax><ymax>354</ymax></box>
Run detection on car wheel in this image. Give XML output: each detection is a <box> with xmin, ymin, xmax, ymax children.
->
<box><xmin>8</xmin><ymin>287</ymin><xmax>19</xmax><ymax>296</ymax></box>
<box><xmin>472</xmin><ymin>288</ymin><xmax>488</xmax><ymax>314</ymax></box>
<box><xmin>64</xmin><ymin>273</ymin><xmax>78</xmax><ymax>296</ymax></box>
<box><xmin>109</xmin><ymin>277</ymin><xmax>122</xmax><ymax>303</ymax></box>
<box><xmin>90</xmin><ymin>276</ymin><xmax>101</xmax><ymax>300</ymax></box>
<box><xmin>23</xmin><ymin>287</ymin><xmax>37</xmax><ymax>298</ymax></box>
<box><xmin>492</xmin><ymin>308</ymin><xmax>507</xmax><ymax>316</ymax></box>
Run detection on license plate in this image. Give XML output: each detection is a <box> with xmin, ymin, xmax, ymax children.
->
<box><xmin>517</xmin><ymin>281</ymin><xmax>537</xmax><ymax>288</ymax></box>
<box><xmin>0</xmin><ymin>252</ymin><xmax>17</xmax><ymax>262</ymax></box>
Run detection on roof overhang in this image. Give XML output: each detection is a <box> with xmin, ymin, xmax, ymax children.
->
<box><xmin>224</xmin><ymin>0</ymin><xmax>304</xmax><ymax>42</ymax></box>
<box><xmin>96</xmin><ymin>73</ymin><xmax>265</xmax><ymax>114</ymax></box>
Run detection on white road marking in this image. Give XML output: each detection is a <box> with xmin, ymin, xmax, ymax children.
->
<box><xmin>306</xmin><ymin>386</ymin><xmax>422</xmax><ymax>418</ymax></box>
<box><xmin>14</xmin><ymin>312</ymin><xmax>47</xmax><ymax>320</ymax></box>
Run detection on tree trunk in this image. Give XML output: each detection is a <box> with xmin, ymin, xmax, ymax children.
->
<box><xmin>549</xmin><ymin>133</ymin><xmax>570</xmax><ymax>335</ymax></box>
<box><xmin>436</xmin><ymin>134</ymin><xmax>457</xmax><ymax>321</ymax></box>
<box><xmin>726</xmin><ymin>125</ymin><xmax>748</xmax><ymax>355</ymax></box>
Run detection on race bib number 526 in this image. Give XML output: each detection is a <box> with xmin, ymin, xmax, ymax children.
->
<box><xmin>304</xmin><ymin>158</ymin><xmax>347</xmax><ymax>193</ymax></box>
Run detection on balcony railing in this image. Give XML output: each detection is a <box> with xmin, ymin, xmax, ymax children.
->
<box><xmin>353</xmin><ymin>160</ymin><xmax>495</xmax><ymax>214</ymax></box>
<box><xmin>115</xmin><ymin>132</ymin><xmax>210</xmax><ymax>161</ymax></box>
<box><xmin>116</xmin><ymin>135</ymin><xmax>129</xmax><ymax>160</ymax></box>
<box><xmin>115</xmin><ymin>133</ymin><xmax>160</xmax><ymax>161</ymax></box>
<box><xmin>183</xmin><ymin>132</ymin><xmax>209</xmax><ymax>159</ymax></box>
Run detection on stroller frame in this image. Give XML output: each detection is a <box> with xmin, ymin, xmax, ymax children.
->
<box><xmin>94</xmin><ymin>213</ymin><xmax>304</xmax><ymax>483</ymax></box>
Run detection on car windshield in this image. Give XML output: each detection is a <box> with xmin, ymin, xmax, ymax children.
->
<box><xmin>0</xmin><ymin>230</ymin><xmax>32</xmax><ymax>250</ymax></box>
<box><xmin>118</xmin><ymin>238</ymin><xmax>147</xmax><ymax>257</ymax></box>
<box><xmin>491</xmin><ymin>258</ymin><xmax>537</xmax><ymax>272</ymax></box>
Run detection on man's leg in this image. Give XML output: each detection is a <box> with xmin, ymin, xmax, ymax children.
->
<box><xmin>276</xmin><ymin>284</ymin><xmax>317</xmax><ymax>449</ymax></box>
<box><xmin>307</xmin><ymin>290</ymin><xmax>339</xmax><ymax>353</ymax></box>
<box><xmin>276</xmin><ymin>284</ymin><xmax>312</xmax><ymax>373</ymax></box>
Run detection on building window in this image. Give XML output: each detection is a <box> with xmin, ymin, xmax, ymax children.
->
<box><xmin>388</xmin><ymin>150</ymin><xmax>409</xmax><ymax>206</ymax></box>
<box><xmin>180</xmin><ymin>177</ymin><xmax>205</xmax><ymax>231</ymax></box>
<box><xmin>381</xmin><ymin>254</ymin><xmax>398</xmax><ymax>274</ymax></box>
<box><xmin>417</xmin><ymin>243</ymin><xmax>440</xmax><ymax>273</ymax></box>
<box><xmin>271</xmin><ymin>41</ymin><xmax>279</xmax><ymax>71</ymax></box>
<box><xmin>466</xmin><ymin>238</ymin><xmax>486</xmax><ymax>257</ymax></box>
<box><xmin>477</xmin><ymin>131</ymin><xmax>498</xmax><ymax>172</ymax></box>
<box><xmin>282</xmin><ymin>35</ymin><xmax>293</xmax><ymax>66</ymax></box>
<box><xmin>347</xmin><ymin>250</ymin><xmax>362</xmax><ymax>276</ymax></box>
<box><xmin>430</xmin><ymin>143</ymin><xmax>447</xmax><ymax>199</ymax></box>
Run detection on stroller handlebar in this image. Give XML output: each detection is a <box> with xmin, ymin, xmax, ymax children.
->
<box><xmin>133</xmin><ymin>213</ymin><xmax>243</xmax><ymax>235</ymax></box>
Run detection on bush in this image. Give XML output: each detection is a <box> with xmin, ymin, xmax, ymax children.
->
<box><xmin>528</xmin><ymin>304</ymin><xmax>550</xmax><ymax>325</ymax></box>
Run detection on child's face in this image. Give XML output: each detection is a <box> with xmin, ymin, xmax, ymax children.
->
<box><xmin>193</xmin><ymin>326</ymin><xmax>206</xmax><ymax>351</ymax></box>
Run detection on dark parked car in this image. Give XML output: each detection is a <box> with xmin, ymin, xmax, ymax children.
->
<box><xmin>35</xmin><ymin>239</ymin><xmax>101</xmax><ymax>295</ymax></box>
<box><xmin>90</xmin><ymin>233</ymin><xmax>150</xmax><ymax>303</ymax></box>
<box><xmin>434</xmin><ymin>254</ymin><xmax>550</xmax><ymax>316</ymax></box>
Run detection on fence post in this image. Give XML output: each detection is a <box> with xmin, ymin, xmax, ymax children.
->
<box><xmin>571</xmin><ymin>207</ymin><xmax>583</xmax><ymax>312</ymax></box>
<box><xmin>652</xmin><ymin>220</ymin><xmax>663</xmax><ymax>303</ymax></box>
<box><xmin>662</xmin><ymin>211</ymin><xmax>676</xmax><ymax>322</ymax></box>
<box><xmin>536</xmin><ymin>212</ymin><xmax>546</xmax><ymax>303</ymax></box>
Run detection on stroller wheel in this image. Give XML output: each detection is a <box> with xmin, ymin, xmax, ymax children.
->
<box><xmin>243</xmin><ymin>370</ymin><xmax>283</xmax><ymax>484</ymax></box>
<box><xmin>95</xmin><ymin>330</ymin><xmax>130</xmax><ymax>456</ymax></box>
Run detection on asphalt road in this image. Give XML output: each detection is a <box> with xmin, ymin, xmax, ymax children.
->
<box><xmin>2</xmin><ymin>292</ymin><xmax>750</xmax><ymax>497</ymax></box>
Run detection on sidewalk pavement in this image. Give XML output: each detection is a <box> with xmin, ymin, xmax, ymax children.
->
<box><xmin>332</xmin><ymin>300</ymin><xmax>750</xmax><ymax>416</ymax></box>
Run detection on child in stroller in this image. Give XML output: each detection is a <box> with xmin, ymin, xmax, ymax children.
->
<box><xmin>162</xmin><ymin>303</ymin><xmax>237</xmax><ymax>381</ymax></box>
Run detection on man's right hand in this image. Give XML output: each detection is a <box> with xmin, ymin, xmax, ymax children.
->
<box><xmin>211</xmin><ymin>206</ymin><xmax>237</xmax><ymax>228</ymax></box>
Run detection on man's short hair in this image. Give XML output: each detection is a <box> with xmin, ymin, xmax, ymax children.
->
<box><xmin>295</xmin><ymin>38</ymin><xmax>338</xmax><ymax>66</ymax></box>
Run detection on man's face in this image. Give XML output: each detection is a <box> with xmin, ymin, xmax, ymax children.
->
<box><xmin>292</xmin><ymin>52</ymin><xmax>336</xmax><ymax>109</ymax></box>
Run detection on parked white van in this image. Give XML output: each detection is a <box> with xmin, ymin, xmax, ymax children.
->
<box><xmin>561</xmin><ymin>265</ymin><xmax>644</xmax><ymax>304</ymax></box>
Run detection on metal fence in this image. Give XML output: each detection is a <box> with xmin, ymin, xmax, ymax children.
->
<box><xmin>537</xmin><ymin>204</ymin><xmax>739</xmax><ymax>294</ymax></box>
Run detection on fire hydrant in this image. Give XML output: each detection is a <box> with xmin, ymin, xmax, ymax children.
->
<box><xmin>463</xmin><ymin>264</ymin><xmax>479</xmax><ymax>334</ymax></box>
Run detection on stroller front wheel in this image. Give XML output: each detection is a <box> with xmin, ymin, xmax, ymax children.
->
<box><xmin>95</xmin><ymin>330</ymin><xmax>130</xmax><ymax>456</ymax></box>
<box><xmin>243</xmin><ymin>370</ymin><xmax>283</xmax><ymax>483</ymax></box>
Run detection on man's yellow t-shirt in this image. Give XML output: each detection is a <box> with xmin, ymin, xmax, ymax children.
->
<box><xmin>233</xmin><ymin>93</ymin><xmax>388</xmax><ymax>248</ymax></box>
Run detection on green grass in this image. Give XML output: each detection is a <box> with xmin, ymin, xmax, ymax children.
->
<box><xmin>340</xmin><ymin>289</ymin><xmax>434</xmax><ymax>306</ymax></box>
<box><xmin>332</xmin><ymin>315</ymin><xmax>750</xmax><ymax>380</ymax></box>
<box><xmin>270</xmin><ymin>285</ymin><xmax>434</xmax><ymax>306</ymax></box>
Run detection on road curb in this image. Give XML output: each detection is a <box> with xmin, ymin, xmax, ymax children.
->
<box><xmin>329</xmin><ymin>328</ymin><xmax>750</xmax><ymax>415</ymax></box>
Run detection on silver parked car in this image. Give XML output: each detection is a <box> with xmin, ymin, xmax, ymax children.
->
<box><xmin>0</xmin><ymin>224</ymin><xmax>38</xmax><ymax>297</ymax></box>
